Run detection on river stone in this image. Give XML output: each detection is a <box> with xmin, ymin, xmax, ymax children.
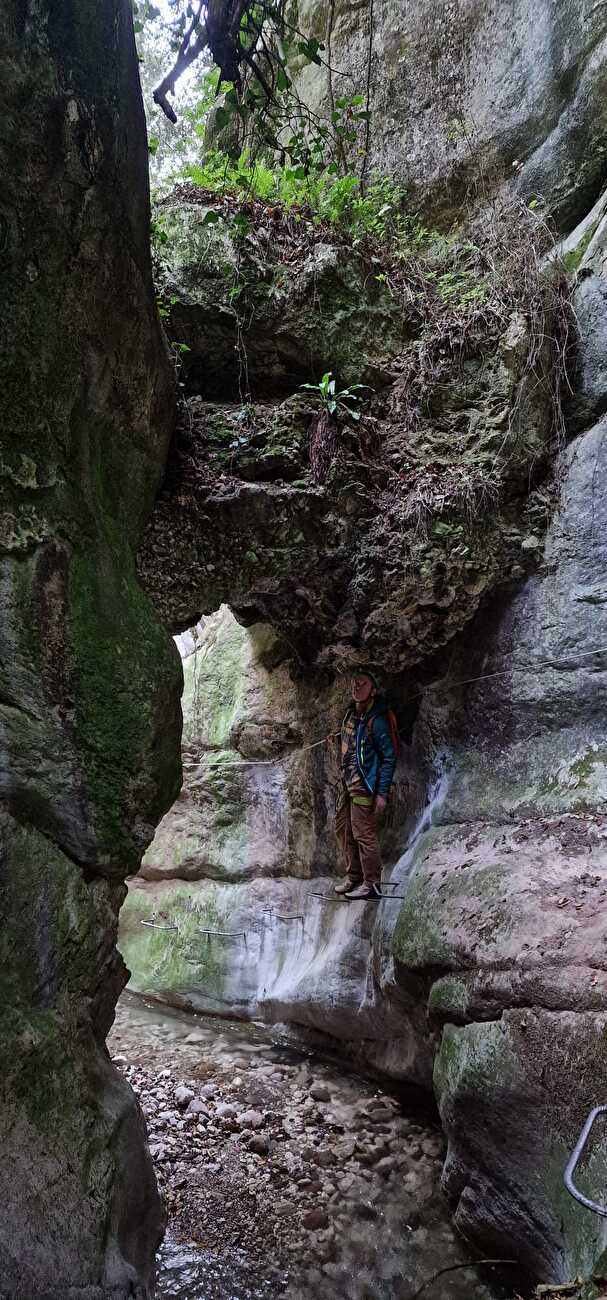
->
<box><xmin>302</xmin><ymin>1208</ymin><xmax>330</xmax><ymax>1231</ymax></box>
<box><xmin>174</xmin><ymin>1085</ymin><xmax>195</xmax><ymax>1108</ymax></box>
<box><xmin>237</xmin><ymin>1109</ymin><xmax>265</xmax><ymax>1129</ymax></box>
<box><xmin>309</xmin><ymin>1082</ymin><xmax>332</xmax><ymax>1103</ymax></box>
<box><xmin>248</xmin><ymin>1135</ymin><xmax>271</xmax><ymax>1155</ymax></box>
<box><xmin>186</xmin><ymin>1099</ymin><xmax>209</xmax><ymax>1117</ymax></box>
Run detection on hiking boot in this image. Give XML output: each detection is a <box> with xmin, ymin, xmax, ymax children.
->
<box><xmin>344</xmin><ymin>882</ymin><xmax>382</xmax><ymax>901</ymax></box>
<box><xmin>334</xmin><ymin>877</ymin><xmax>362</xmax><ymax>895</ymax></box>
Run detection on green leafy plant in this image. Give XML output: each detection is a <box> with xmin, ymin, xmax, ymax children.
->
<box><xmin>183</xmin><ymin>148</ymin><xmax>434</xmax><ymax>255</ymax></box>
<box><xmin>299</xmin><ymin>372</ymin><xmax>372</xmax><ymax>422</ymax></box>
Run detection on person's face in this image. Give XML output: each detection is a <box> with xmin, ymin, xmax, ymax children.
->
<box><xmin>351</xmin><ymin>674</ymin><xmax>374</xmax><ymax>705</ymax></box>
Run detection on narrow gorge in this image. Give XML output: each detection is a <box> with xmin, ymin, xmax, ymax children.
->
<box><xmin>3</xmin><ymin>1</ymin><xmax>607</xmax><ymax>1298</ymax></box>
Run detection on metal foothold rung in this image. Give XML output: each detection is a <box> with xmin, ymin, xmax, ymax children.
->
<box><xmin>140</xmin><ymin>920</ymin><xmax>178</xmax><ymax>931</ymax></box>
<box><xmin>196</xmin><ymin>928</ymin><xmax>247</xmax><ymax>940</ymax></box>
<box><xmin>564</xmin><ymin>1106</ymin><xmax>607</xmax><ymax>1215</ymax></box>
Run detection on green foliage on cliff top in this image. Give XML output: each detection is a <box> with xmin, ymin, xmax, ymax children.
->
<box><xmin>181</xmin><ymin>148</ymin><xmax>434</xmax><ymax>254</ymax></box>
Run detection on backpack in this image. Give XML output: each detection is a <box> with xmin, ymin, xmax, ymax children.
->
<box><xmin>365</xmin><ymin>708</ymin><xmax>401</xmax><ymax>759</ymax></box>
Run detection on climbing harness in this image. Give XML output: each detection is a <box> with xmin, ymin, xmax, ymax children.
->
<box><xmin>564</xmin><ymin>1106</ymin><xmax>607</xmax><ymax>1216</ymax></box>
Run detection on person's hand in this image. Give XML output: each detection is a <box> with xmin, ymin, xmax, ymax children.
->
<box><xmin>375</xmin><ymin>795</ymin><xmax>387</xmax><ymax>815</ymax></box>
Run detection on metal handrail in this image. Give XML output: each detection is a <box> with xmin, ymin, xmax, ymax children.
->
<box><xmin>564</xmin><ymin>1106</ymin><xmax>607</xmax><ymax>1216</ymax></box>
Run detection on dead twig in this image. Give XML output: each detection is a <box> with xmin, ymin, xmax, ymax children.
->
<box><xmin>407</xmin><ymin>1258</ymin><xmax>517</xmax><ymax>1300</ymax></box>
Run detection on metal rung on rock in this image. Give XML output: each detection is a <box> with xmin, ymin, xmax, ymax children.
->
<box><xmin>140</xmin><ymin>920</ymin><xmax>178</xmax><ymax>931</ymax></box>
<box><xmin>196</xmin><ymin>928</ymin><xmax>247</xmax><ymax>941</ymax></box>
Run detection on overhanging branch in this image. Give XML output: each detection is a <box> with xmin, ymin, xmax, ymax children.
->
<box><xmin>152</xmin><ymin>0</ymin><xmax>253</xmax><ymax>122</ymax></box>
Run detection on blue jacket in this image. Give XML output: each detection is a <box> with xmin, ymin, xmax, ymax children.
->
<box><xmin>342</xmin><ymin>697</ymin><xmax>397</xmax><ymax>798</ymax></box>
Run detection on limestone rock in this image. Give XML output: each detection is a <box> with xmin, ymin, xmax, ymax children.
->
<box><xmin>291</xmin><ymin>0</ymin><xmax>607</xmax><ymax>231</ymax></box>
<box><xmin>309</xmin><ymin>1082</ymin><xmax>332</xmax><ymax>1103</ymax></box>
<box><xmin>392</xmin><ymin>416</ymin><xmax>607</xmax><ymax>1280</ymax></box>
<box><xmin>174</xmin><ymin>1085</ymin><xmax>195</xmax><ymax>1108</ymax></box>
<box><xmin>302</xmin><ymin>1208</ymin><xmax>330</xmax><ymax>1231</ymax></box>
<box><xmin>0</xmin><ymin>3</ymin><xmax>181</xmax><ymax>1294</ymax></box>
<box><xmin>153</xmin><ymin>194</ymin><xmax>408</xmax><ymax>397</ymax></box>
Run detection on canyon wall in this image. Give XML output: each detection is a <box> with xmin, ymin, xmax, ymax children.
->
<box><xmin>291</xmin><ymin>0</ymin><xmax>607</xmax><ymax>230</ymax></box>
<box><xmin>133</xmin><ymin>32</ymin><xmax>607</xmax><ymax>1283</ymax></box>
<box><xmin>0</xmin><ymin>3</ymin><xmax>182</xmax><ymax>1295</ymax></box>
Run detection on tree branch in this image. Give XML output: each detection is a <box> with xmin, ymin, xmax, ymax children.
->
<box><xmin>152</xmin><ymin>0</ymin><xmax>207</xmax><ymax>122</ymax></box>
<box><xmin>407</xmin><ymin>1259</ymin><xmax>517</xmax><ymax>1300</ymax></box>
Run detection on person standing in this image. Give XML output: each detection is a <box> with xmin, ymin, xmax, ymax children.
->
<box><xmin>335</xmin><ymin>670</ymin><xmax>397</xmax><ymax>900</ymax></box>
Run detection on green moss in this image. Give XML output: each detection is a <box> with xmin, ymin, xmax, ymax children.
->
<box><xmin>428</xmin><ymin>975</ymin><xmax>470</xmax><ymax>1020</ymax></box>
<box><xmin>183</xmin><ymin>618</ymin><xmax>245</xmax><ymax>749</ymax></box>
<box><xmin>433</xmin><ymin>1020</ymin><xmax>518</xmax><ymax>1102</ymax></box>
<box><xmin>393</xmin><ymin>859</ymin><xmax>511</xmax><ymax>969</ymax></box>
<box><xmin>119</xmin><ymin>887</ymin><xmax>226</xmax><ymax>995</ymax></box>
<box><xmin>562</xmin><ymin>220</ymin><xmax>600</xmax><ymax>274</ymax></box>
<box><xmin>69</xmin><ymin>530</ymin><xmax>182</xmax><ymax>867</ymax></box>
<box><xmin>0</xmin><ymin>1005</ymin><xmax>78</xmax><ymax>1131</ymax></box>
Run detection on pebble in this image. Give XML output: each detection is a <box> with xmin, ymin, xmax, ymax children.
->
<box><xmin>311</xmin><ymin>1147</ymin><xmax>336</xmax><ymax>1168</ymax></box>
<box><xmin>302</xmin><ymin>1208</ymin><xmax>329</xmax><ymax>1231</ymax></box>
<box><xmin>309</xmin><ymin>1082</ymin><xmax>331</xmax><ymax>1103</ymax></box>
<box><xmin>248</xmin><ymin>1135</ymin><xmax>270</xmax><ymax>1155</ymax></box>
<box><xmin>186</xmin><ymin>1099</ymin><xmax>209</xmax><ymax>1117</ymax></box>
<box><xmin>109</xmin><ymin>1003</ymin><xmax>489</xmax><ymax>1300</ymax></box>
<box><xmin>237</xmin><ymin>1109</ymin><xmax>264</xmax><ymax>1129</ymax></box>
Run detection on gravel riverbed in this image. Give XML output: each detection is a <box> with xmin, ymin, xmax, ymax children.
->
<box><xmin>109</xmin><ymin>992</ymin><xmax>509</xmax><ymax>1300</ymax></box>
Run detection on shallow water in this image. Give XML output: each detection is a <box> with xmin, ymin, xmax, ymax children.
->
<box><xmin>156</xmin><ymin>1236</ymin><xmax>277</xmax><ymax>1300</ymax></box>
<box><xmin>111</xmin><ymin>993</ymin><xmax>511</xmax><ymax>1300</ymax></box>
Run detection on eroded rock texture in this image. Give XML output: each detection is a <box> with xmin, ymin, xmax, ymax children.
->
<box><xmin>133</xmin><ymin>194</ymin><xmax>607</xmax><ymax>1288</ymax></box>
<box><xmin>393</xmin><ymin>398</ymin><xmax>607</xmax><ymax>1280</ymax></box>
<box><xmin>120</xmin><ymin>607</ymin><xmax>426</xmax><ymax>1063</ymax></box>
<box><xmin>0</xmin><ymin>4</ymin><xmax>182</xmax><ymax>1295</ymax></box>
<box><xmin>140</xmin><ymin>191</ymin><xmax>563</xmax><ymax>672</ymax></box>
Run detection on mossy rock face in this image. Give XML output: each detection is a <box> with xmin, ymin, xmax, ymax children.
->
<box><xmin>139</xmin><ymin>606</ymin><xmax>366</xmax><ymax>886</ymax></box>
<box><xmin>142</xmin><ymin>191</ymin><xmax>562</xmax><ymax>673</ymax></box>
<box><xmin>119</xmin><ymin>884</ymin><xmax>227</xmax><ymax>1000</ymax></box>
<box><xmin>0</xmin><ymin>812</ymin><xmax>165</xmax><ymax>1298</ymax></box>
<box><xmin>0</xmin><ymin>2</ymin><xmax>180</xmax><ymax>1293</ymax></box>
<box><xmin>154</xmin><ymin>194</ymin><xmax>408</xmax><ymax>398</ymax></box>
<box><xmin>433</xmin><ymin>1012</ymin><xmax>607</xmax><ymax>1284</ymax></box>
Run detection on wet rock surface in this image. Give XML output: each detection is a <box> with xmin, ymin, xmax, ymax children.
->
<box><xmin>109</xmin><ymin>993</ymin><xmax>503</xmax><ymax>1300</ymax></box>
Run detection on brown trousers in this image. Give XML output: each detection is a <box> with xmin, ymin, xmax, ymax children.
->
<box><xmin>335</xmin><ymin>795</ymin><xmax>382</xmax><ymax>885</ymax></box>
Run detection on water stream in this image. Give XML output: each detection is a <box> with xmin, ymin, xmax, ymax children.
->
<box><xmin>110</xmin><ymin>992</ymin><xmax>512</xmax><ymax>1300</ymax></box>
